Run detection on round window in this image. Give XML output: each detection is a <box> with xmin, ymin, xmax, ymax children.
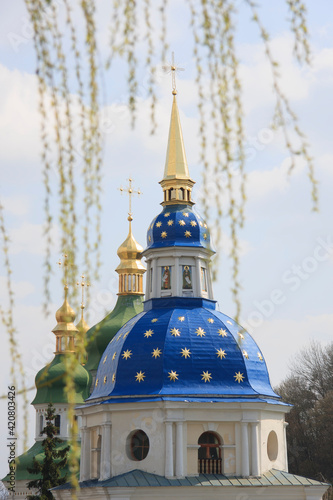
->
<box><xmin>127</xmin><ymin>430</ymin><xmax>149</xmax><ymax>461</ymax></box>
<box><xmin>267</xmin><ymin>431</ymin><xmax>278</xmax><ymax>461</ymax></box>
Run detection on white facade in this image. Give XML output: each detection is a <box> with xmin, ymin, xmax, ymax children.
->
<box><xmin>76</xmin><ymin>400</ymin><xmax>288</xmax><ymax>481</ymax></box>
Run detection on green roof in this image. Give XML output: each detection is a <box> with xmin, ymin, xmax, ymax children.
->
<box><xmin>2</xmin><ymin>440</ymin><xmax>75</xmax><ymax>482</ymax></box>
<box><xmin>54</xmin><ymin>468</ymin><xmax>330</xmax><ymax>490</ymax></box>
<box><xmin>32</xmin><ymin>354</ymin><xmax>91</xmax><ymax>405</ymax></box>
<box><xmin>85</xmin><ymin>294</ymin><xmax>144</xmax><ymax>372</ymax></box>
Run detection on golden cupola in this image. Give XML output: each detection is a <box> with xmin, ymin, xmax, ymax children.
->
<box><xmin>52</xmin><ymin>284</ymin><xmax>79</xmax><ymax>354</ymax></box>
<box><xmin>159</xmin><ymin>92</ymin><xmax>195</xmax><ymax>206</ymax></box>
<box><xmin>116</xmin><ymin>214</ymin><xmax>146</xmax><ymax>295</ymax></box>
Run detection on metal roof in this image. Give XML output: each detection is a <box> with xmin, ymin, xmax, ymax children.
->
<box><xmin>54</xmin><ymin>468</ymin><xmax>329</xmax><ymax>490</ymax></box>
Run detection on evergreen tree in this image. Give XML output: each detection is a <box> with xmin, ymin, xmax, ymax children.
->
<box><xmin>27</xmin><ymin>403</ymin><xmax>70</xmax><ymax>500</ymax></box>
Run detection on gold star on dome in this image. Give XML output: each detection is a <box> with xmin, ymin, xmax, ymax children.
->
<box><xmin>234</xmin><ymin>372</ymin><xmax>244</xmax><ymax>383</ymax></box>
<box><xmin>178</xmin><ymin>316</ymin><xmax>185</xmax><ymax>322</ymax></box>
<box><xmin>218</xmin><ymin>328</ymin><xmax>227</xmax><ymax>337</ymax></box>
<box><xmin>238</xmin><ymin>332</ymin><xmax>244</xmax><ymax>340</ymax></box>
<box><xmin>103</xmin><ymin>376</ymin><xmax>107</xmax><ymax>384</ymax></box>
<box><xmin>144</xmin><ymin>329</ymin><xmax>154</xmax><ymax>338</ymax></box>
<box><xmin>216</xmin><ymin>348</ymin><xmax>227</xmax><ymax>359</ymax></box>
<box><xmin>185</xmin><ymin>230</ymin><xmax>191</xmax><ymax>238</ymax></box>
<box><xmin>243</xmin><ymin>350</ymin><xmax>249</xmax><ymax>359</ymax></box>
<box><xmin>156</xmin><ymin>221</ymin><xmax>162</xmax><ymax>228</ymax></box>
<box><xmin>171</xmin><ymin>327</ymin><xmax>181</xmax><ymax>337</ymax></box>
<box><xmin>190</xmin><ymin>220</ymin><xmax>197</xmax><ymax>227</ymax></box>
<box><xmin>135</xmin><ymin>371</ymin><xmax>145</xmax><ymax>382</ymax></box>
<box><xmin>116</xmin><ymin>333</ymin><xmax>122</xmax><ymax>341</ymax></box>
<box><xmin>201</xmin><ymin>371</ymin><xmax>212</xmax><ymax>383</ymax></box>
<box><xmin>123</xmin><ymin>331</ymin><xmax>129</xmax><ymax>340</ymax></box>
<box><xmin>227</xmin><ymin>321</ymin><xmax>232</xmax><ymax>325</ymax></box>
<box><xmin>164</xmin><ymin>212</ymin><xmax>170</xmax><ymax>217</ymax></box>
<box><xmin>95</xmin><ymin>378</ymin><xmax>99</xmax><ymax>387</ymax></box>
<box><xmin>112</xmin><ymin>373</ymin><xmax>116</xmax><ymax>382</ymax></box>
<box><xmin>179</xmin><ymin>220</ymin><xmax>186</xmax><ymax>226</ymax></box>
<box><xmin>103</xmin><ymin>355</ymin><xmax>107</xmax><ymax>364</ymax></box>
<box><xmin>196</xmin><ymin>327</ymin><xmax>206</xmax><ymax>337</ymax></box>
<box><xmin>152</xmin><ymin>348</ymin><xmax>162</xmax><ymax>358</ymax></box>
<box><xmin>203</xmin><ymin>233</ymin><xmax>207</xmax><ymax>240</ymax></box>
<box><xmin>151</xmin><ymin>318</ymin><xmax>158</xmax><ymax>323</ymax></box>
<box><xmin>258</xmin><ymin>352</ymin><xmax>263</xmax><ymax>361</ymax></box>
<box><xmin>168</xmin><ymin>370</ymin><xmax>179</xmax><ymax>381</ymax></box>
<box><xmin>112</xmin><ymin>352</ymin><xmax>116</xmax><ymax>361</ymax></box>
<box><xmin>204</xmin><ymin>223</ymin><xmax>207</xmax><ymax>228</ymax></box>
<box><xmin>122</xmin><ymin>349</ymin><xmax>132</xmax><ymax>359</ymax></box>
<box><xmin>148</xmin><ymin>235</ymin><xmax>151</xmax><ymax>242</ymax></box>
<box><xmin>110</xmin><ymin>338</ymin><xmax>115</xmax><ymax>344</ymax></box>
<box><xmin>183</xmin><ymin>212</ymin><xmax>189</xmax><ymax>217</ymax></box>
<box><xmin>181</xmin><ymin>347</ymin><xmax>191</xmax><ymax>359</ymax></box>
<box><xmin>199</xmin><ymin>221</ymin><xmax>203</xmax><ymax>227</ymax></box>
<box><xmin>161</xmin><ymin>231</ymin><xmax>167</xmax><ymax>238</ymax></box>
<box><xmin>167</xmin><ymin>219</ymin><xmax>174</xmax><ymax>226</ymax></box>
<box><xmin>208</xmin><ymin>318</ymin><xmax>214</xmax><ymax>324</ymax></box>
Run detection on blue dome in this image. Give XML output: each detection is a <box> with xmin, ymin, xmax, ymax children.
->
<box><xmin>146</xmin><ymin>204</ymin><xmax>213</xmax><ymax>251</ymax></box>
<box><xmin>88</xmin><ymin>298</ymin><xmax>280</xmax><ymax>403</ymax></box>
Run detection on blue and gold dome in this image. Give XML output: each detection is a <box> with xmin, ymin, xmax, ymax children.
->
<box><xmin>88</xmin><ymin>298</ymin><xmax>279</xmax><ymax>403</ymax></box>
<box><xmin>85</xmin><ymin>92</ymin><xmax>280</xmax><ymax>407</ymax></box>
<box><xmin>147</xmin><ymin>204</ymin><xmax>212</xmax><ymax>250</ymax></box>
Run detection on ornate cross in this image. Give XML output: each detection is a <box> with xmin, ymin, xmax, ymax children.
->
<box><xmin>77</xmin><ymin>273</ymin><xmax>90</xmax><ymax>309</ymax></box>
<box><xmin>119</xmin><ymin>177</ymin><xmax>142</xmax><ymax>218</ymax></box>
<box><xmin>162</xmin><ymin>52</ymin><xmax>184</xmax><ymax>95</ymax></box>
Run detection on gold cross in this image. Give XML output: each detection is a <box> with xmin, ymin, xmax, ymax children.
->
<box><xmin>162</xmin><ymin>52</ymin><xmax>184</xmax><ymax>95</ymax></box>
<box><xmin>76</xmin><ymin>273</ymin><xmax>90</xmax><ymax>309</ymax></box>
<box><xmin>57</xmin><ymin>253</ymin><xmax>69</xmax><ymax>286</ymax></box>
<box><xmin>119</xmin><ymin>177</ymin><xmax>142</xmax><ymax>218</ymax></box>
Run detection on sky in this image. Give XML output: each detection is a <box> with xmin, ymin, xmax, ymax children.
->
<box><xmin>1</xmin><ymin>0</ymin><xmax>333</xmax><ymax>478</ymax></box>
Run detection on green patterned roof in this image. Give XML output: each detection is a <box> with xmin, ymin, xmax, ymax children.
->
<box><xmin>85</xmin><ymin>294</ymin><xmax>144</xmax><ymax>372</ymax></box>
<box><xmin>32</xmin><ymin>354</ymin><xmax>91</xmax><ymax>405</ymax></box>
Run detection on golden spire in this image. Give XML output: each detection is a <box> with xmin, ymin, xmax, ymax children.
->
<box><xmin>160</xmin><ymin>54</ymin><xmax>195</xmax><ymax>205</ymax></box>
<box><xmin>53</xmin><ymin>255</ymin><xmax>78</xmax><ymax>354</ymax></box>
<box><xmin>116</xmin><ymin>178</ymin><xmax>146</xmax><ymax>295</ymax></box>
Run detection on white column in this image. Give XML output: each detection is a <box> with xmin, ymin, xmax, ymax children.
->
<box><xmin>283</xmin><ymin>422</ymin><xmax>289</xmax><ymax>472</ymax></box>
<box><xmin>195</xmin><ymin>258</ymin><xmax>201</xmax><ymax>297</ymax></box>
<box><xmin>152</xmin><ymin>259</ymin><xmax>158</xmax><ymax>298</ymax></box>
<box><xmin>165</xmin><ymin>421</ymin><xmax>174</xmax><ymax>477</ymax></box>
<box><xmin>174</xmin><ymin>257</ymin><xmax>180</xmax><ymax>296</ymax></box>
<box><xmin>99</xmin><ymin>423</ymin><xmax>112</xmax><ymax>481</ymax></box>
<box><xmin>251</xmin><ymin>422</ymin><xmax>260</xmax><ymax>476</ymax></box>
<box><xmin>241</xmin><ymin>422</ymin><xmax>250</xmax><ymax>477</ymax></box>
<box><xmin>175</xmin><ymin>421</ymin><xmax>184</xmax><ymax>477</ymax></box>
<box><xmin>80</xmin><ymin>427</ymin><xmax>91</xmax><ymax>482</ymax></box>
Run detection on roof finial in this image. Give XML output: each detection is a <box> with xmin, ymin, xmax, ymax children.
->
<box><xmin>163</xmin><ymin>52</ymin><xmax>184</xmax><ymax>96</ymax></box>
<box><xmin>57</xmin><ymin>253</ymin><xmax>70</xmax><ymax>292</ymax></box>
<box><xmin>119</xmin><ymin>177</ymin><xmax>142</xmax><ymax>223</ymax></box>
<box><xmin>76</xmin><ymin>273</ymin><xmax>90</xmax><ymax>319</ymax></box>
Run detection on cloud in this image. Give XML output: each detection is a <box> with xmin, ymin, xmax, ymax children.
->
<box><xmin>0</xmin><ymin>195</ymin><xmax>30</xmax><ymax>216</ymax></box>
<box><xmin>9</xmin><ymin>222</ymin><xmax>59</xmax><ymax>256</ymax></box>
<box><xmin>0</xmin><ymin>276</ymin><xmax>34</xmax><ymax>300</ymax></box>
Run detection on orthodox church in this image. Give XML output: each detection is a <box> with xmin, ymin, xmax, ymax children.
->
<box><xmin>5</xmin><ymin>84</ymin><xmax>329</xmax><ymax>499</ymax></box>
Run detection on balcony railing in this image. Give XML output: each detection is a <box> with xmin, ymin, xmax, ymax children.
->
<box><xmin>198</xmin><ymin>458</ymin><xmax>222</xmax><ymax>474</ymax></box>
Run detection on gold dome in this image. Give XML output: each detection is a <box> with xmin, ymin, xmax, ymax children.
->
<box><xmin>52</xmin><ymin>286</ymin><xmax>78</xmax><ymax>353</ymax></box>
<box><xmin>116</xmin><ymin>216</ymin><xmax>146</xmax><ymax>295</ymax></box>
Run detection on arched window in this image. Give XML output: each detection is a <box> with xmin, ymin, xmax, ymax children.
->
<box><xmin>54</xmin><ymin>414</ymin><xmax>61</xmax><ymax>435</ymax></box>
<box><xmin>198</xmin><ymin>432</ymin><xmax>222</xmax><ymax>474</ymax></box>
